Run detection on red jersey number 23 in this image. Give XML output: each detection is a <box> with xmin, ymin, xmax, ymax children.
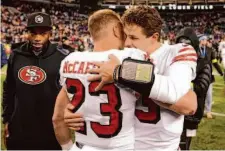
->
<box><xmin>66</xmin><ymin>79</ymin><xmax>122</xmax><ymax>138</ymax></box>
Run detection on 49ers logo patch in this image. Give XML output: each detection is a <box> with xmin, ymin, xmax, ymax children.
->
<box><xmin>18</xmin><ymin>66</ymin><xmax>47</xmax><ymax>85</ymax></box>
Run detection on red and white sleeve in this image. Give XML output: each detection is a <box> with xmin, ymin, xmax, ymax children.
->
<box><xmin>149</xmin><ymin>45</ymin><xmax>197</xmax><ymax>104</ymax></box>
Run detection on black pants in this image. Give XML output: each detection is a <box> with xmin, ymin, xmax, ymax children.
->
<box><xmin>180</xmin><ymin>130</ymin><xmax>192</xmax><ymax>150</ymax></box>
<box><xmin>6</xmin><ymin>137</ymin><xmax>61</xmax><ymax>150</ymax></box>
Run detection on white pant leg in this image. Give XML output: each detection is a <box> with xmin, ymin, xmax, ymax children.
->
<box><xmin>222</xmin><ymin>54</ymin><xmax>225</xmax><ymax>68</ymax></box>
<box><xmin>205</xmin><ymin>84</ymin><xmax>213</xmax><ymax>112</ymax></box>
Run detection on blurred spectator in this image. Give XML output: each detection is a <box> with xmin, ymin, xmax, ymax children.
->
<box><xmin>219</xmin><ymin>35</ymin><xmax>225</xmax><ymax>82</ymax></box>
<box><xmin>198</xmin><ymin>35</ymin><xmax>223</xmax><ymax>119</ymax></box>
<box><xmin>1</xmin><ymin>43</ymin><xmax>7</xmax><ymax>68</ymax></box>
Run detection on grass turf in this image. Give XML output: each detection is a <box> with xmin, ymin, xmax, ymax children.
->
<box><xmin>190</xmin><ymin>75</ymin><xmax>225</xmax><ymax>150</ymax></box>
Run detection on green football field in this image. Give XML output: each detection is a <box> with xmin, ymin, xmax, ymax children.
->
<box><xmin>1</xmin><ymin>66</ymin><xmax>225</xmax><ymax>150</ymax></box>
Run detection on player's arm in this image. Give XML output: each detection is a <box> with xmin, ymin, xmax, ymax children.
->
<box><xmin>52</xmin><ymin>59</ymin><xmax>73</xmax><ymax>150</ymax></box>
<box><xmin>52</xmin><ymin>87</ymin><xmax>73</xmax><ymax>150</ymax></box>
<box><xmin>118</xmin><ymin>58</ymin><xmax>197</xmax><ymax>115</ymax></box>
<box><xmin>64</xmin><ymin>104</ymin><xmax>84</xmax><ymax>131</ymax></box>
<box><xmin>87</xmin><ymin>49</ymin><xmax>145</xmax><ymax>91</ymax></box>
<box><xmin>153</xmin><ymin>90</ymin><xmax>196</xmax><ymax>115</ymax></box>
<box><xmin>114</xmin><ymin>52</ymin><xmax>197</xmax><ymax>115</ymax></box>
<box><xmin>88</xmin><ymin>48</ymin><xmax>197</xmax><ymax>115</ymax></box>
<box><xmin>117</xmin><ymin>58</ymin><xmax>195</xmax><ymax>99</ymax></box>
<box><xmin>171</xmin><ymin>63</ymin><xmax>212</xmax><ymax>115</ymax></box>
<box><xmin>152</xmin><ymin>60</ymin><xmax>197</xmax><ymax>115</ymax></box>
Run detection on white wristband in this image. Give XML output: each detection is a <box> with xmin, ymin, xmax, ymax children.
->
<box><xmin>61</xmin><ymin>140</ymin><xmax>73</xmax><ymax>151</ymax></box>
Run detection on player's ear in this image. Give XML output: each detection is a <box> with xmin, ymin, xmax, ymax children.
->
<box><xmin>151</xmin><ymin>32</ymin><xmax>160</xmax><ymax>41</ymax></box>
<box><xmin>113</xmin><ymin>24</ymin><xmax>121</xmax><ymax>39</ymax></box>
<box><xmin>114</xmin><ymin>23</ymin><xmax>126</xmax><ymax>42</ymax></box>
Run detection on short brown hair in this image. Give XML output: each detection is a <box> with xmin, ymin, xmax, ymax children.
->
<box><xmin>122</xmin><ymin>5</ymin><xmax>163</xmax><ymax>37</ymax></box>
<box><xmin>88</xmin><ymin>9</ymin><xmax>122</xmax><ymax>41</ymax></box>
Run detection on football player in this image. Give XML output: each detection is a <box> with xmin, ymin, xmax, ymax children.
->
<box><xmin>53</xmin><ymin>9</ymin><xmax>150</xmax><ymax>151</ymax></box>
<box><xmin>66</xmin><ymin>6</ymin><xmax>197</xmax><ymax>151</ymax></box>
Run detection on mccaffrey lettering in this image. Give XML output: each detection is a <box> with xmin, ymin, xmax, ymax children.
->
<box><xmin>63</xmin><ymin>61</ymin><xmax>95</xmax><ymax>74</ymax></box>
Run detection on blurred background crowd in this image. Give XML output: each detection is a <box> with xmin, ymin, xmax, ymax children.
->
<box><xmin>1</xmin><ymin>0</ymin><xmax>225</xmax><ymax>150</ymax></box>
<box><xmin>1</xmin><ymin>0</ymin><xmax>225</xmax><ymax>53</ymax></box>
<box><xmin>1</xmin><ymin>1</ymin><xmax>92</xmax><ymax>52</ymax></box>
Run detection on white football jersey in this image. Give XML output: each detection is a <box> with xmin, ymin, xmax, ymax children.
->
<box><xmin>134</xmin><ymin>43</ymin><xmax>197</xmax><ymax>151</ymax></box>
<box><xmin>60</xmin><ymin>48</ymin><xmax>145</xmax><ymax>150</ymax></box>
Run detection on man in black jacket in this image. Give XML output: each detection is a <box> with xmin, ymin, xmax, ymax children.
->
<box><xmin>176</xmin><ymin>28</ymin><xmax>212</xmax><ymax>150</ymax></box>
<box><xmin>199</xmin><ymin>35</ymin><xmax>223</xmax><ymax>119</ymax></box>
<box><xmin>2</xmin><ymin>12</ymin><xmax>70</xmax><ymax>150</ymax></box>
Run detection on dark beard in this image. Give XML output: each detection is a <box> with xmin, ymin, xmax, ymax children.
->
<box><xmin>29</xmin><ymin>41</ymin><xmax>49</xmax><ymax>56</ymax></box>
<box><xmin>33</xmin><ymin>46</ymin><xmax>43</xmax><ymax>52</ymax></box>
<box><xmin>32</xmin><ymin>45</ymin><xmax>43</xmax><ymax>56</ymax></box>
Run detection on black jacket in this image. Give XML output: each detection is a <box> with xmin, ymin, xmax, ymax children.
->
<box><xmin>2</xmin><ymin>42</ymin><xmax>69</xmax><ymax>147</ymax></box>
<box><xmin>184</xmin><ymin>62</ymin><xmax>212</xmax><ymax>129</ymax></box>
<box><xmin>176</xmin><ymin>28</ymin><xmax>212</xmax><ymax>130</ymax></box>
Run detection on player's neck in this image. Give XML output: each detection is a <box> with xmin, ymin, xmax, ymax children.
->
<box><xmin>146</xmin><ymin>42</ymin><xmax>162</xmax><ymax>55</ymax></box>
<box><xmin>93</xmin><ymin>41</ymin><xmax>120</xmax><ymax>52</ymax></box>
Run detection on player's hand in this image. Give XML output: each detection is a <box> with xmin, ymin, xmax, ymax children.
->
<box><xmin>87</xmin><ymin>54</ymin><xmax>120</xmax><ymax>91</ymax></box>
<box><xmin>4</xmin><ymin>123</ymin><xmax>9</xmax><ymax>147</ymax></box>
<box><xmin>64</xmin><ymin>103</ymin><xmax>84</xmax><ymax>131</ymax></box>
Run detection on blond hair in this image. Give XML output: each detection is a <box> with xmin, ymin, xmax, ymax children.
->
<box><xmin>88</xmin><ymin>9</ymin><xmax>122</xmax><ymax>41</ymax></box>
